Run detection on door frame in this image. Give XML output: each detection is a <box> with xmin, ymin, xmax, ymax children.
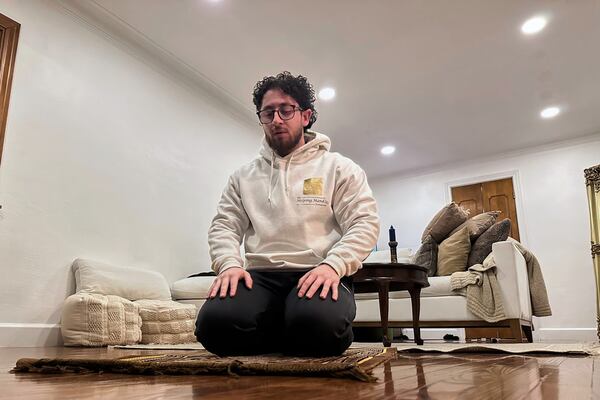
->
<box><xmin>444</xmin><ymin>169</ymin><xmax>527</xmax><ymax>246</ymax></box>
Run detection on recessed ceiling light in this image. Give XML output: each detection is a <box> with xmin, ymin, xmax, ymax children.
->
<box><xmin>318</xmin><ymin>87</ymin><xmax>336</xmax><ymax>101</ymax></box>
<box><xmin>521</xmin><ymin>16</ymin><xmax>547</xmax><ymax>35</ymax></box>
<box><xmin>380</xmin><ymin>145</ymin><xmax>395</xmax><ymax>156</ymax></box>
<box><xmin>540</xmin><ymin>106</ymin><xmax>560</xmax><ymax>119</ymax></box>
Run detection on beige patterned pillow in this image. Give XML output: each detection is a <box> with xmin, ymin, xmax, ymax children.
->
<box><xmin>421</xmin><ymin>202</ymin><xmax>470</xmax><ymax>243</ymax></box>
<box><xmin>436</xmin><ymin>227</ymin><xmax>471</xmax><ymax>276</ymax></box>
<box><xmin>448</xmin><ymin>211</ymin><xmax>501</xmax><ymax>241</ymax></box>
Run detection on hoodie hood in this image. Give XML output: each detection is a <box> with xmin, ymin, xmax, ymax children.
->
<box><xmin>259</xmin><ymin>130</ymin><xmax>332</xmax><ymax>203</ymax></box>
<box><xmin>259</xmin><ymin>130</ymin><xmax>331</xmax><ymax>165</ymax></box>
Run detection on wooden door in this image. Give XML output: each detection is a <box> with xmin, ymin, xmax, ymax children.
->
<box><xmin>451</xmin><ymin>182</ymin><xmax>483</xmax><ymax>217</ymax></box>
<box><xmin>451</xmin><ymin>177</ymin><xmax>520</xmax><ymax>241</ymax></box>
<box><xmin>0</xmin><ymin>13</ymin><xmax>20</xmax><ymax>166</ymax></box>
<box><xmin>452</xmin><ymin>177</ymin><xmax>522</xmax><ymax>341</ymax></box>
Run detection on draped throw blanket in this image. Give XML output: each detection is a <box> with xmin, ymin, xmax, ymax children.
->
<box><xmin>510</xmin><ymin>239</ymin><xmax>552</xmax><ymax>317</ymax></box>
<box><xmin>450</xmin><ymin>240</ymin><xmax>552</xmax><ymax>322</ymax></box>
<box><xmin>450</xmin><ymin>252</ymin><xmax>506</xmax><ymax>322</ymax></box>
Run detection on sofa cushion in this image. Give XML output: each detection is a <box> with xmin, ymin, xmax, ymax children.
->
<box><xmin>73</xmin><ymin>258</ymin><xmax>172</xmax><ymax>301</ymax></box>
<box><xmin>411</xmin><ymin>235</ymin><xmax>438</xmax><ymax>276</ymax></box>
<box><xmin>172</xmin><ymin>275</ymin><xmax>465</xmax><ymax>302</ymax></box>
<box><xmin>436</xmin><ymin>227</ymin><xmax>471</xmax><ymax>276</ymax></box>
<box><xmin>354</xmin><ymin>275</ymin><xmax>464</xmax><ymax>300</ymax></box>
<box><xmin>468</xmin><ymin>219</ymin><xmax>511</xmax><ymax>266</ymax></box>
<box><xmin>363</xmin><ymin>248</ymin><xmax>412</xmax><ymax>264</ymax></box>
<box><xmin>448</xmin><ymin>211</ymin><xmax>500</xmax><ymax>241</ymax></box>
<box><xmin>421</xmin><ymin>202</ymin><xmax>469</xmax><ymax>243</ymax></box>
<box><xmin>61</xmin><ymin>293</ymin><xmax>142</xmax><ymax>347</ymax></box>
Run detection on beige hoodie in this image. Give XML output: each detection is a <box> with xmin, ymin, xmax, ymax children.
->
<box><xmin>208</xmin><ymin>131</ymin><xmax>380</xmax><ymax>277</ymax></box>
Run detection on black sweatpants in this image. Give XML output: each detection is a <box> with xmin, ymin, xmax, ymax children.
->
<box><xmin>195</xmin><ymin>270</ymin><xmax>356</xmax><ymax>357</ymax></box>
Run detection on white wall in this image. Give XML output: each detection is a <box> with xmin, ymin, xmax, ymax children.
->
<box><xmin>371</xmin><ymin>135</ymin><xmax>600</xmax><ymax>341</ymax></box>
<box><xmin>0</xmin><ymin>1</ymin><xmax>259</xmax><ymax>345</ymax></box>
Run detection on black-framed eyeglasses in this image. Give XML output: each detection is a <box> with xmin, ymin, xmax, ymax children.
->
<box><xmin>256</xmin><ymin>105</ymin><xmax>303</xmax><ymax>124</ymax></box>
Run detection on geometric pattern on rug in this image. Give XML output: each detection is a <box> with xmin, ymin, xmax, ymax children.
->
<box><xmin>12</xmin><ymin>347</ymin><xmax>397</xmax><ymax>382</ymax></box>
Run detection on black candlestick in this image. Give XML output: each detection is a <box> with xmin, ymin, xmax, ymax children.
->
<box><xmin>389</xmin><ymin>240</ymin><xmax>398</xmax><ymax>263</ymax></box>
<box><xmin>389</xmin><ymin>225</ymin><xmax>396</xmax><ymax>242</ymax></box>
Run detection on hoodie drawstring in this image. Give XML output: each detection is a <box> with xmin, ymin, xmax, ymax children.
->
<box><xmin>285</xmin><ymin>152</ymin><xmax>295</xmax><ymax>194</ymax></box>
<box><xmin>267</xmin><ymin>150</ymin><xmax>275</xmax><ymax>204</ymax></box>
<box><xmin>267</xmin><ymin>150</ymin><xmax>294</xmax><ymax>203</ymax></box>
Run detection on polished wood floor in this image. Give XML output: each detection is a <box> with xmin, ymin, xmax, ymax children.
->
<box><xmin>2</xmin><ymin>346</ymin><xmax>599</xmax><ymax>399</ymax></box>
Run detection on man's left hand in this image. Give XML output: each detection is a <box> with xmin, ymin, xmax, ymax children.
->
<box><xmin>297</xmin><ymin>264</ymin><xmax>341</xmax><ymax>301</ymax></box>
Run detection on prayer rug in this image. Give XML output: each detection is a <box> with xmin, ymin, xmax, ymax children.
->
<box><xmin>12</xmin><ymin>347</ymin><xmax>396</xmax><ymax>382</ymax></box>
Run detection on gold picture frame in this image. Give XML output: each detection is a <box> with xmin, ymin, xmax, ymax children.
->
<box><xmin>585</xmin><ymin>164</ymin><xmax>600</xmax><ymax>340</ymax></box>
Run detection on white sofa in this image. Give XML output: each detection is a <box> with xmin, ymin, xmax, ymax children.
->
<box><xmin>171</xmin><ymin>240</ymin><xmax>532</xmax><ymax>342</ymax></box>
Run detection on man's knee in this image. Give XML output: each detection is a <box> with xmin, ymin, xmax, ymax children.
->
<box><xmin>196</xmin><ymin>296</ymin><xmax>259</xmax><ymax>330</ymax></box>
<box><xmin>286</xmin><ymin>299</ymin><xmax>352</xmax><ymax>333</ymax></box>
<box><xmin>194</xmin><ymin>295</ymin><xmax>260</xmax><ymax>353</ymax></box>
<box><xmin>284</xmin><ymin>294</ymin><xmax>355</xmax><ymax>356</ymax></box>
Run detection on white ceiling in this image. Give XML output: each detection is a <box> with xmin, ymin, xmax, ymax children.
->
<box><xmin>75</xmin><ymin>0</ymin><xmax>600</xmax><ymax>178</ymax></box>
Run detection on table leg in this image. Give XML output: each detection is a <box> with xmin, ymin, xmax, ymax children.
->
<box><xmin>408</xmin><ymin>287</ymin><xmax>423</xmax><ymax>345</ymax></box>
<box><xmin>377</xmin><ymin>281</ymin><xmax>391</xmax><ymax>347</ymax></box>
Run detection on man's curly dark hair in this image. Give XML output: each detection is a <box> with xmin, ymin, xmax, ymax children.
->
<box><xmin>252</xmin><ymin>71</ymin><xmax>318</xmax><ymax>131</ymax></box>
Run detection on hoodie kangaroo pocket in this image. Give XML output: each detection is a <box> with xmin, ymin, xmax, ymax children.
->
<box><xmin>245</xmin><ymin>249</ymin><xmax>323</xmax><ymax>268</ymax></box>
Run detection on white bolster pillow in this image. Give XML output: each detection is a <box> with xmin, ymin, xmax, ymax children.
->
<box><xmin>73</xmin><ymin>258</ymin><xmax>172</xmax><ymax>301</ymax></box>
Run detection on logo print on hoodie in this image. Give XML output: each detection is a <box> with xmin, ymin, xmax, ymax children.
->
<box><xmin>303</xmin><ymin>178</ymin><xmax>323</xmax><ymax>196</ymax></box>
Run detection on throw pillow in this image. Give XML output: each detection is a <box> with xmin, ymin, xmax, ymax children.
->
<box><xmin>467</xmin><ymin>219</ymin><xmax>512</xmax><ymax>266</ymax></box>
<box><xmin>421</xmin><ymin>202</ymin><xmax>470</xmax><ymax>244</ymax></box>
<box><xmin>448</xmin><ymin>211</ymin><xmax>501</xmax><ymax>241</ymax></box>
<box><xmin>436</xmin><ymin>227</ymin><xmax>471</xmax><ymax>276</ymax></box>
<box><xmin>411</xmin><ymin>235</ymin><xmax>438</xmax><ymax>277</ymax></box>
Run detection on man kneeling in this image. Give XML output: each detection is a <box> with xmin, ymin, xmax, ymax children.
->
<box><xmin>195</xmin><ymin>72</ymin><xmax>380</xmax><ymax>356</ymax></box>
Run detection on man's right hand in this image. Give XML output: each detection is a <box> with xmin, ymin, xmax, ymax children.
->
<box><xmin>208</xmin><ymin>267</ymin><xmax>253</xmax><ymax>298</ymax></box>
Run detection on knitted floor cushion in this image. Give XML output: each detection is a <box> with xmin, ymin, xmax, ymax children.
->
<box><xmin>141</xmin><ymin>332</ymin><xmax>197</xmax><ymax>345</ymax></box>
<box><xmin>61</xmin><ymin>293</ymin><xmax>142</xmax><ymax>346</ymax></box>
<box><xmin>141</xmin><ymin>320</ymin><xmax>194</xmax><ymax>335</ymax></box>
<box><xmin>134</xmin><ymin>300</ymin><xmax>196</xmax><ymax>321</ymax></box>
<box><xmin>134</xmin><ymin>300</ymin><xmax>197</xmax><ymax>344</ymax></box>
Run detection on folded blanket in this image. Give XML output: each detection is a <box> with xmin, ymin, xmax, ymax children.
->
<box><xmin>450</xmin><ymin>240</ymin><xmax>552</xmax><ymax>323</ymax></box>
<box><xmin>451</xmin><ymin>253</ymin><xmax>506</xmax><ymax>322</ymax></box>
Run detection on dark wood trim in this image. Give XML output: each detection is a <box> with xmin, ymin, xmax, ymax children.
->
<box><xmin>353</xmin><ymin>318</ymin><xmax>531</xmax><ymax>329</ymax></box>
<box><xmin>0</xmin><ymin>13</ymin><xmax>20</xmax><ymax>166</ymax></box>
<box><xmin>353</xmin><ymin>318</ymin><xmax>533</xmax><ymax>342</ymax></box>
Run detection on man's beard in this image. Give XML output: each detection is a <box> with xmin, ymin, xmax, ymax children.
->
<box><xmin>266</xmin><ymin>127</ymin><xmax>304</xmax><ymax>156</ymax></box>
